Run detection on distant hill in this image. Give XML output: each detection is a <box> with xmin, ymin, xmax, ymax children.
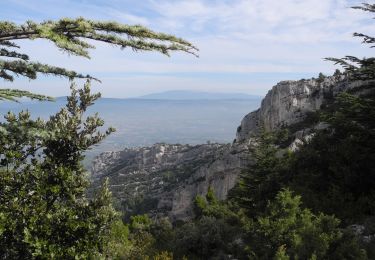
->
<box><xmin>138</xmin><ymin>90</ymin><xmax>261</xmax><ymax>100</ymax></box>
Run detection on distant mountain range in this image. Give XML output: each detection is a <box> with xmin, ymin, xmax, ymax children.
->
<box><xmin>138</xmin><ymin>90</ymin><xmax>261</xmax><ymax>100</ymax></box>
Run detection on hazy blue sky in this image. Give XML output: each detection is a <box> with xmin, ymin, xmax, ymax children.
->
<box><xmin>2</xmin><ymin>0</ymin><xmax>374</xmax><ymax>97</ymax></box>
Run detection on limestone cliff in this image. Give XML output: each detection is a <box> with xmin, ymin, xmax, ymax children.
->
<box><xmin>91</xmin><ymin>75</ymin><xmax>373</xmax><ymax>221</ymax></box>
<box><xmin>236</xmin><ymin>76</ymin><xmax>373</xmax><ymax>143</ymax></box>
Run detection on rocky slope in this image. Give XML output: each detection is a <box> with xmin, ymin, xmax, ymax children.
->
<box><xmin>91</xmin><ymin>75</ymin><xmax>373</xmax><ymax>221</ymax></box>
<box><xmin>91</xmin><ymin>143</ymin><xmax>250</xmax><ymax>221</ymax></box>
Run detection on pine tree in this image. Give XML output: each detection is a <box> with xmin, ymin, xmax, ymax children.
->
<box><xmin>230</xmin><ymin>130</ymin><xmax>291</xmax><ymax>217</ymax></box>
<box><xmin>0</xmin><ymin>17</ymin><xmax>198</xmax><ymax>101</ymax></box>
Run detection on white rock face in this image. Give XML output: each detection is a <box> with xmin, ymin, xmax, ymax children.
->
<box><xmin>236</xmin><ymin>76</ymin><xmax>373</xmax><ymax>142</ymax></box>
<box><xmin>91</xmin><ymin>76</ymin><xmax>374</xmax><ymax>220</ymax></box>
<box><xmin>164</xmin><ymin>144</ymin><xmax>249</xmax><ymax>221</ymax></box>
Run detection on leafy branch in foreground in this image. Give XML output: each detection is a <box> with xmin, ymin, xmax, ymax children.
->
<box><xmin>0</xmin><ymin>89</ymin><xmax>53</xmax><ymax>102</ymax></box>
<box><xmin>0</xmin><ymin>17</ymin><xmax>198</xmax><ymax>100</ymax></box>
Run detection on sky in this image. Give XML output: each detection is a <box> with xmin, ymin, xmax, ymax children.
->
<box><xmin>1</xmin><ymin>0</ymin><xmax>374</xmax><ymax>98</ymax></box>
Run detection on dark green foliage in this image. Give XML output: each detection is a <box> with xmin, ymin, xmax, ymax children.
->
<box><xmin>193</xmin><ymin>194</ymin><xmax>208</xmax><ymax>217</ymax></box>
<box><xmin>120</xmin><ymin>195</ymin><xmax>159</xmax><ymax>222</ymax></box>
<box><xmin>104</xmin><ymin>220</ymin><xmax>130</xmax><ymax>258</ymax></box>
<box><xmin>126</xmin><ymin>214</ymin><xmax>159</xmax><ymax>258</ymax></box>
<box><xmin>170</xmin><ymin>189</ymin><xmax>245</xmax><ymax>259</ymax></box>
<box><xmin>328</xmin><ymin>231</ymin><xmax>369</xmax><ymax>260</ymax></box>
<box><xmin>103</xmin><ymin>214</ymin><xmax>176</xmax><ymax>259</ymax></box>
<box><xmin>326</xmin><ymin>56</ymin><xmax>375</xmax><ymax>81</ymax></box>
<box><xmin>150</xmin><ymin>218</ymin><xmax>175</xmax><ymax>252</ymax></box>
<box><xmin>245</xmin><ymin>189</ymin><xmax>367</xmax><ymax>259</ymax></box>
<box><xmin>130</xmin><ymin>214</ymin><xmax>153</xmax><ymax>231</ymax></box>
<box><xmin>288</xmin><ymin>93</ymin><xmax>375</xmax><ymax>223</ymax></box>
<box><xmin>230</xmin><ymin>130</ymin><xmax>292</xmax><ymax>217</ymax></box>
<box><xmin>0</xmin><ymin>82</ymin><xmax>117</xmax><ymax>258</ymax></box>
<box><xmin>206</xmin><ymin>186</ymin><xmax>218</xmax><ymax>204</ymax></box>
<box><xmin>173</xmin><ymin>216</ymin><xmax>234</xmax><ymax>259</ymax></box>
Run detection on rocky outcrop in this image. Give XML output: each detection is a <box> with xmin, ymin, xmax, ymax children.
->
<box><xmin>91</xmin><ymin>75</ymin><xmax>374</xmax><ymax>221</ymax></box>
<box><xmin>236</xmin><ymin>76</ymin><xmax>374</xmax><ymax>143</ymax></box>
<box><xmin>161</xmin><ymin>144</ymin><xmax>249</xmax><ymax>221</ymax></box>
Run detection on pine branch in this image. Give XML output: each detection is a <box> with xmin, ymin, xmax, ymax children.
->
<box><xmin>0</xmin><ymin>18</ymin><xmax>199</xmax><ymax>57</ymax></box>
<box><xmin>0</xmin><ymin>48</ymin><xmax>29</xmax><ymax>60</ymax></box>
<box><xmin>352</xmin><ymin>3</ymin><xmax>375</xmax><ymax>13</ymax></box>
<box><xmin>326</xmin><ymin>3</ymin><xmax>375</xmax><ymax>82</ymax></box>
<box><xmin>0</xmin><ymin>40</ymin><xmax>19</xmax><ymax>48</ymax></box>
<box><xmin>325</xmin><ymin>57</ymin><xmax>375</xmax><ymax>80</ymax></box>
<box><xmin>0</xmin><ymin>69</ymin><xmax>13</xmax><ymax>81</ymax></box>
<box><xmin>354</xmin><ymin>33</ymin><xmax>375</xmax><ymax>47</ymax></box>
<box><xmin>0</xmin><ymin>89</ymin><xmax>54</xmax><ymax>102</ymax></box>
<box><xmin>0</xmin><ymin>59</ymin><xmax>98</xmax><ymax>82</ymax></box>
